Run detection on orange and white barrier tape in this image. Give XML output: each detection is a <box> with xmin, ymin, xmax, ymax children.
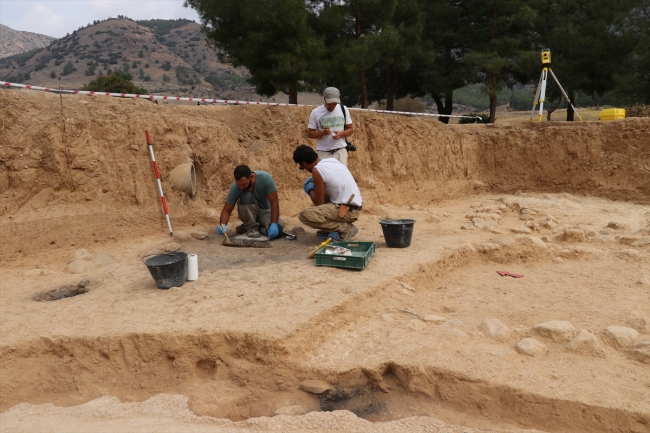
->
<box><xmin>3</xmin><ymin>81</ymin><xmax>483</xmax><ymax>121</ymax></box>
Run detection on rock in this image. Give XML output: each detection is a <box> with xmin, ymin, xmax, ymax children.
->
<box><xmin>603</xmin><ymin>325</ymin><xmax>639</xmax><ymax>348</ymax></box>
<box><xmin>474</xmin><ymin>220</ymin><xmax>497</xmax><ymax>229</ymax></box>
<box><xmin>631</xmin><ymin>239</ymin><xmax>650</xmax><ymax>247</ymax></box>
<box><xmin>336</xmin><ymin>369</ymin><xmax>369</xmax><ymax>393</ymax></box>
<box><xmin>497</xmin><ymin>237</ymin><xmax>515</xmax><ymax>247</ymax></box>
<box><xmin>618</xmin><ymin>249</ymin><xmax>640</xmax><ymax>258</ymax></box>
<box><xmin>426</xmin><ymin>215</ymin><xmax>442</xmax><ymax>223</ymax></box>
<box><xmin>515</xmin><ymin>235</ymin><xmax>547</xmax><ymax>249</ymax></box>
<box><xmin>515</xmin><ymin>338</ymin><xmax>549</xmax><ymax>356</ymax></box>
<box><xmin>445</xmin><ymin>319</ymin><xmax>466</xmax><ymax>330</ymax></box>
<box><xmin>191</xmin><ymin>231</ymin><xmax>208</xmax><ymax>240</ymax></box>
<box><xmin>72</xmin><ymin>248</ymin><xmax>94</xmax><ymax>261</ymax></box>
<box><xmin>172</xmin><ymin>230</ymin><xmax>191</xmax><ymax>242</ymax></box>
<box><xmin>406</xmin><ymin>319</ymin><xmax>425</xmax><ymax>331</ymax></box>
<box><xmin>566</xmin><ymin>330</ymin><xmax>601</xmax><ymax>355</ymax></box>
<box><xmin>300</xmin><ymin>380</ymin><xmax>330</xmax><ymax>395</ymax></box>
<box><xmin>533</xmin><ymin>320</ymin><xmax>577</xmax><ymax>342</ymax></box>
<box><xmin>206</xmin><ymin>208</ymin><xmax>219</xmax><ymax>221</ymax></box>
<box><xmin>592</xmin><ymin>235</ymin><xmax>615</xmax><ymax>243</ymax></box>
<box><xmin>94</xmin><ymin>251</ymin><xmax>115</xmax><ymax>266</ymax></box>
<box><xmin>607</xmin><ymin>221</ymin><xmax>629</xmax><ymax>230</ymax></box>
<box><xmin>520</xmin><ymin>214</ymin><xmax>534</xmax><ymax>221</ymax></box>
<box><xmin>423</xmin><ymin>315</ymin><xmax>447</xmax><ymax>324</ymax></box>
<box><xmin>521</xmin><ymin>208</ymin><xmax>537</xmax><ymax>215</ymax></box>
<box><xmin>562</xmin><ymin>229</ymin><xmax>585</xmax><ymax>242</ymax></box>
<box><xmin>543</xmin><ymin>220</ymin><xmax>558</xmax><ymax>229</ymax></box>
<box><xmin>291</xmin><ymin>226</ymin><xmax>306</xmax><ymax>235</ymax></box>
<box><xmin>510</xmin><ymin>227</ymin><xmax>532</xmax><ymax>234</ymax></box>
<box><xmin>480</xmin><ymin>318</ymin><xmax>511</xmax><ymax>341</ymax></box>
<box><xmin>274</xmin><ymin>405</ymin><xmax>309</xmax><ymax>416</ymax></box>
<box><xmin>625</xmin><ymin>340</ymin><xmax>650</xmax><ymax>364</ymax></box>
<box><xmin>541</xmin><ymin>236</ymin><xmax>552</xmax><ymax>243</ymax></box>
<box><xmin>637</xmin><ymin>277</ymin><xmax>650</xmax><ymax>287</ymax></box>
<box><xmin>164</xmin><ymin>242</ymin><xmax>182</xmax><ymax>252</ymax></box>
<box><xmin>77</xmin><ymin>278</ymin><xmax>90</xmax><ymax>288</ymax></box>
<box><xmin>381</xmin><ymin>314</ymin><xmax>396</xmax><ymax>322</ymax></box>
<box><xmin>514</xmin><ymin>190</ymin><xmax>525</xmax><ymax>196</ymax></box>
<box><xmin>480</xmin><ymin>242</ymin><xmax>501</xmax><ymax>252</ymax></box>
<box><xmin>67</xmin><ymin>260</ymin><xmax>95</xmax><ymax>274</ymax></box>
<box><xmin>442</xmin><ymin>212</ymin><xmax>451</xmax><ymax>217</ymax></box>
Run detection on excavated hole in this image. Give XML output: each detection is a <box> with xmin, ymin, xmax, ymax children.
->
<box><xmin>33</xmin><ymin>285</ymin><xmax>89</xmax><ymax>302</ymax></box>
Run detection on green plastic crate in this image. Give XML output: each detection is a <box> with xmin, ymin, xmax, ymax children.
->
<box><xmin>315</xmin><ymin>241</ymin><xmax>375</xmax><ymax>270</ymax></box>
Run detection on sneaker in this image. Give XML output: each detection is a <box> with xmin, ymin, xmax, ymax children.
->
<box><xmin>247</xmin><ymin>227</ymin><xmax>261</xmax><ymax>238</ymax></box>
<box><xmin>340</xmin><ymin>224</ymin><xmax>358</xmax><ymax>241</ymax></box>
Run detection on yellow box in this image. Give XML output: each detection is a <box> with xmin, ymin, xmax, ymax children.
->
<box><xmin>599</xmin><ymin>108</ymin><xmax>626</xmax><ymax>121</ymax></box>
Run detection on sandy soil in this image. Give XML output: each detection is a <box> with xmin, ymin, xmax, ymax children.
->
<box><xmin>0</xmin><ymin>88</ymin><xmax>649</xmax><ymax>433</ymax></box>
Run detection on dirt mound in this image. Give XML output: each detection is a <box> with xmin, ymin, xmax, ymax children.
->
<box><xmin>627</xmin><ymin>104</ymin><xmax>650</xmax><ymax>118</ymax></box>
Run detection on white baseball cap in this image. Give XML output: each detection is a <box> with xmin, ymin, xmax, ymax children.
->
<box><xmin>323</xmin><ymin>87</ymin><xmax>341</xmax><ymax>104</ymax></box>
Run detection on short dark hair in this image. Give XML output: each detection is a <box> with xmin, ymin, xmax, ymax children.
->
<box><xmin>233</xmin><ymin>165</ymin><xmax>252</xmax><ymax>180</ymax></box>
<box><xmin>293</xmin><ymin>144</ymin><xmax>317</xmax><ymax>165</ymax></box>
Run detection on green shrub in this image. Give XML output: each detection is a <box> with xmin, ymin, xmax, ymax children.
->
<box><xmin>82</xmin><ymin>71</ymin><xmax>147</xmax><ymax>94</ymax></box>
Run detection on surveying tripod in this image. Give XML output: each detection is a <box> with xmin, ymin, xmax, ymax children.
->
<box><xmin>529</xmin><ymin>49</ymin><xmax>582</xmax><ymax>122</ymax></box>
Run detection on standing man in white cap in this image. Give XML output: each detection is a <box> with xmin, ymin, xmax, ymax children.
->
<box><xmin>307</xmin><ymin>87</ymin><xmax>354</xmax><ymax>166</ymax></box>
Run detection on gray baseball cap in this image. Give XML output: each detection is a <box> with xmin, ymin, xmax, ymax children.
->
<box><xmin>323</xmin><ymin>87</ymin><xmax>341</xmax><ymax>104</ymax></box>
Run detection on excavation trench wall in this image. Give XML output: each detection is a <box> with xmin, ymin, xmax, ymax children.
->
<box><xmin>1</xmin><ymin>89</ymin><xmax>649</xmax><ymax>261</ymax></box>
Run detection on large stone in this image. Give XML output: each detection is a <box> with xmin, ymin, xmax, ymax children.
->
<box><xmin>172</xmin><ymin>230</ymin><xmax>191</xmax><ymax>242</ymax></box>
<box><xmin>566</xmin><ymin>330</ymin><xmax>601</xmax><ymax>356</ymax></box>
<box><xmin>627</xmin><ymin>313</ymin><xmax>649</xmax><ymax>334</ymax></box>
<box><xmin>562</xmin><ymin>229</ymin><xmax>585</xmax><ymax>242</ymax></box>
<box><xmin>480</xmin><ymin>318</ymin><xmax>511</xmax><ymax>341</ymax></box>
<box><xmin>72</xmin><ymin>248</ymin><xmax>94</xmax><ymax>261</ymax></box>
<box><xmin>300</xmin><ymin>380</ymin><xmax>330</xmax><ymax>395</ymax></box>
<box><xmin>533</xmin><ymin>320</ymin><xmax>577</xmax><ymax>342</ymax></box>
<box><xmin>423</xmin><ymin>315</ymin><xmax>447</xmax><ymax>324</ymax></box>
<box><xmin>205</xmin><ymin>208</ymin><xmax>219</xmax><ymax>221</ymax></box>
<box><xmin>604</xmin><ymin>325</ymin><xmax>639</xmax><ymax>348</ymax></box>
<box><xmin>67</xmin><ymin>260</ymin><xmax>95</xmax><ymax>274</ymax></box>
<box><xmin>515</xmin><ymin>338</ymin><xmax>548</xmax><ymax>356</ymax></box>
<box><xmin>274</xmin><ymin>405</ymin><xmax>309</xmax><ymax>416</ymax></box>
<box><xmin>164</xmin><ymin>242</ymin><xmax>182</xmax><ymax>252</ymax></box>
<box><xmin>191</xmin><ymin>231</ymin><xmax>208</xmax><ymax>240</ymax></box>
<box><xmin>607</xmin><ymin>221</ymin><xmax>629</xmax><ymax>230</ymax></box>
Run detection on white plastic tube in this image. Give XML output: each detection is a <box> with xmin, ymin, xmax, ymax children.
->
<box><xmin>186</xmin><ymin>254</ymin><xmax>199</xmax><ymax>281</ymax></box>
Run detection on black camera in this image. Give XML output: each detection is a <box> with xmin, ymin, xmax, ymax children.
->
<box><xmin>345</xmin><ymin>140</ymin><xmax>356</xmax><ymax>152</ymax></box>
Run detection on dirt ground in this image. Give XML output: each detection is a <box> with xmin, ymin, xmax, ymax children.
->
<box><xmin>0</xmin><ymin>88</ymin><xmax>649</xmax><ymax>433</ymax></box>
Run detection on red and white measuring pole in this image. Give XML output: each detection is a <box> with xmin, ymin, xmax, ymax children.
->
<box><xmin>145</xmin><ymin>130</ymin><xmax>173</xmax><ymax>237</ymax></box>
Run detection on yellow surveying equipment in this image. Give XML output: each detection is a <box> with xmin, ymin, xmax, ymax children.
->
<box><xmin>529</xmin><ymin>49</ymin><xmax>582</xmax><ymax>122</ymax></box>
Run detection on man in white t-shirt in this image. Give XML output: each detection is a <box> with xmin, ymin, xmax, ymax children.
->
<box><xmin>293</xmin><ymin>144</ymin><xmax>361</xmax><ymax>241</ymax></box>
<box><xmin>307</xmin><ymin>87</ymin><xmax>354</xmax><ymax>166</ymax></box>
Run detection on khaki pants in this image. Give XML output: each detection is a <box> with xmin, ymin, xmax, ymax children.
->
<box><xmin>317</xmin><ymin>148</ymin><xmax>348</xmax><ymax>166</ymax></box>
<box><xmin>298</xmin><ymin>202</ymin><xmax>359</xmax><ymax>233</ymax></box>
<box><xmin>237</xmin><ymin>191</ymin><xmax>283</xmax><ymax>235</ymax></box>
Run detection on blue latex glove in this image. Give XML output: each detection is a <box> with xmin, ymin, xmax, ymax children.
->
<box><xmin>303</xmin><ymin>178</ymin><xmax>315</xmax><ymax>194</ymax></box>
<box><xmin>267</xmin><ymin>223</ymin><xmax>279</xmax><ymax>239</ymax></box>
<box><xmin>217</xmin><ymin>224</ymin><xmax>227</xmax><ymax>235</ymax></box>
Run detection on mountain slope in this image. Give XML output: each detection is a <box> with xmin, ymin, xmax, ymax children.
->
<box><xmin>0</xmin><ymin>24</ymin><xmax>54</xmax><ymax>59</ymax></box>
<box><xmin>0</xmin><ymin>18</ymin><xmax>252</xmax><ymax>98</ymax></box>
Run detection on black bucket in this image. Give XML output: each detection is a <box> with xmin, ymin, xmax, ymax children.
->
<box><xmin>379</xmin><ymin>219</ymin><xmax>416</xmax><ymax>248</ymax></box>
<box><xmin>143</xmin><ymin>252</ymin><xmax>188</xmax><ymax>289</ymax></box>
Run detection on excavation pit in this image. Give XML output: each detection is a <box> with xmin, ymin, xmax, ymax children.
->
<box><xmin>0</xmin><ymin>90</ymin><xmax>648</xmax><ymax>432</ymax></box>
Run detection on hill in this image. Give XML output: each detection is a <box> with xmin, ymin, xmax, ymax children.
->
<box><xmin>0</xmin><ymin>24</ymin><xmax>54</xmax><ymax>59</ymax></box>
<box><xmin>0</xmin><ymin>18</ymin><xmax>255</xmax><ymax>99</ymax></box>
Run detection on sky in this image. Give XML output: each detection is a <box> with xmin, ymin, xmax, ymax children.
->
<box><xmin>1</xmin><ymin>0</ymin><xmax>201</xmax><ymax>38</ymax></box>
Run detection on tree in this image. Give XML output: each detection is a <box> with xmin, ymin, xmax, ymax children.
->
<box><xmin>63</xmin><ymin>61</ymin><xmax>77</xmax><ymax>76</ymax></box>
<box><xmin>82</xmin><ymin>71</ymin><xmax>148</xmax><ymax>94</ymax></box>
<box><xmin>186</xmin><ymin>0</ymin><xmax>325</xmax><ymax>104</ymax></box>
<box><xmin>463</xmin><ymin>0</ymin><xmax>539</xmax><ymax>123</ymax></box>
